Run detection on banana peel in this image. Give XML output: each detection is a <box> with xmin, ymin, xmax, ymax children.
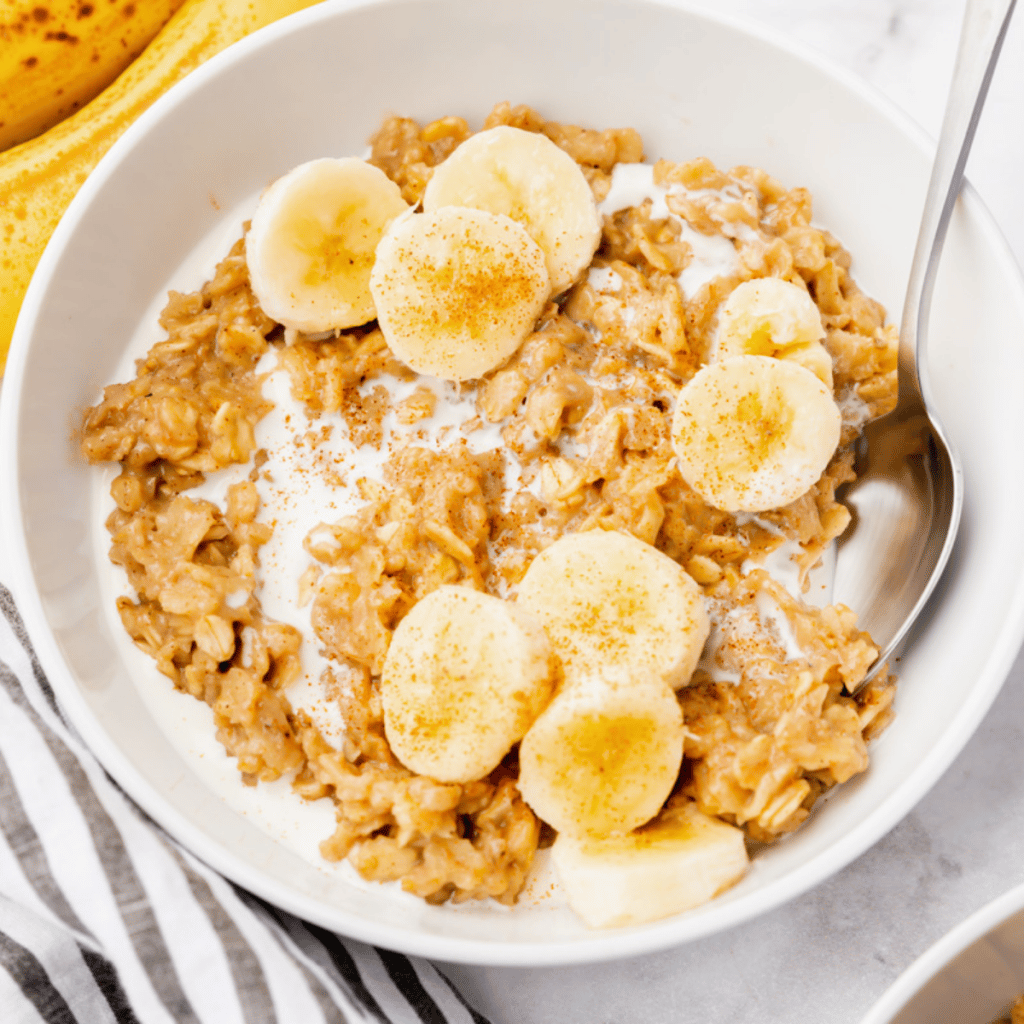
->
<box><xmin>0</xmin><ymin>0</ymin><xmax>326</xmax><ymax>375</ymax></box>
<box><xmin>0</xmin><ymin>0</ymin><xmax>187</xmax><ymax>151</ymax></box>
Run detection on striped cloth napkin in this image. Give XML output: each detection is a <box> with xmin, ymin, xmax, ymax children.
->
<box><xmin>0</xmin><ymin>582</ymin><xmax>492</xmax><ymax>1024</ymax></box>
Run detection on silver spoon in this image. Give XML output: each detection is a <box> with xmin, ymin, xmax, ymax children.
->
<box><xmin>834</xmin><ymin>0</ymin><xmax>1016</xmax><ymax>690</ymax></box>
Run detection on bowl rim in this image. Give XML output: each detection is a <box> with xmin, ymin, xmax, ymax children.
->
<box><xmin>4</xmin><ymin>0</ymin><xmax>1024</xmax><ymax>967</ymax></box>
<box><xmin>860</xmin><ymin>881</ymin><xmax>1024</xmax><ymax>1023</ymax></box>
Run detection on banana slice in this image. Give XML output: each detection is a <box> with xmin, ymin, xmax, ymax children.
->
<box><xmin>246</xmin><ymin>157</ymin><xmax>409</xmax><ymax>333</ymax></box>
<box><xmin>716</xmin><ymin>277</ymin><xmax>833</xmax><ymax>387</ymax></box>
<box><xmin>551</xmin><ymin>801</ymin><xmax>749</xmax><ymax>928</ymax></box>
<box><xmin>370</xmin><ymin>206</ymin><xmax>550</xmax><ymax>381</ymax></box>
<box><xmin>517</xmin><ymin>673</ymin><xmax>684</xmax><ymax>839</ymax></box>
<box><xmin>381</xmin><ymin>585</ymin><xmax>555</xmax><ymax>784</ymax></box>
<box><xmin>422</xmin><ymin>125</ymin><xmax>601</xmax><ymax>295</ymax></box>
<box><xmin>779</xmin><ymin>338</ymin><xmax>834</xmax><ymax>387</ymax></box>
<box><xmin>516</xmin><ymin>529</ymin><xmax>709</xmax><ymax>690</ymax></box>
<box><xmin>671</xmin><ymin>354</ymin><xmax>841</xmax><ymax>513</ymax></box>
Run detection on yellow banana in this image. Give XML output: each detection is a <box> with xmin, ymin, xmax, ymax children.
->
<box><xmin>0</xmin><ymin>0</ymin><xmax>326</xmax><ymax>374</ymax></box>
<box><xmin>0</xmin><ymin>0</ymin><xmax>187</xmax><ymax>151</ymax></box>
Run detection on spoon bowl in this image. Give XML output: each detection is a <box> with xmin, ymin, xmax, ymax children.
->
<box><xmin>836</xmin><ymin>395</ymin><xmax>962</xmax><ymax>685</ymax></box>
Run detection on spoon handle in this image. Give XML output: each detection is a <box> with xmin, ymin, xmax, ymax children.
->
<box><xmin>901</xmin><ymin>0</ymin><xmax>1017</xmax><ymax>412</ymax></box>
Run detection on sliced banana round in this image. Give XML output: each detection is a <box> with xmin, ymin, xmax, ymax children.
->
<box><xmin>517</xmin><ymin>673</ymin><xmax>684</xmax><ymax>839</ymax></box>
<box><xmin>245</xmin><ymin>157</ymin><xmax>409</xmax><ymax>333</ymax></box>
<box><xmin>516</xmin><ymin>529</ymin><xmax>709</xmax><ymax>690</ymax></box>
<box><xmin>778</xmin><ymin>337</ymin><xmax>834</xmax><ymax>387</ymax></box>
<box><xmin>671</xmin><ymin>354</ymin><xmax>841</xmax><ymax>513</ymax></box>
<box><xmin>369</xmin><ymin>206</ymin><xmax>550</xmax><ymax>381</ymax></box>
<box><xmin>551</xmin><ymin>801</ymin><xmax>749</xmax><ymax>929</ymax></box>
<box><xmin>381</xmin><ymin>585</ymin><xmax>555</xmax><ymax>784</ymax></box>
<box><xmin>422</xmin><ymin>125</ymin><xmax>601</xmax><ymax>295</ymax></box>
<box><xmin>716</xmin><ymin>277</ymin><xmax>833</xmax><ymax>387</ymax></box>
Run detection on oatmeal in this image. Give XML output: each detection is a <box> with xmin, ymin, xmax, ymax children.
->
<box><xmin>993</xmin><ymin>995</ymin><xmax>1024</xmax><ymax>1024</ymax></box>
<box><xmin>82</xmin><ymin>102</ymin><xmax>897</xmax><ymax>924</ymax></box>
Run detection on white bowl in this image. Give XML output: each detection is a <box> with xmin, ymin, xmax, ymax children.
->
<box><xmin>863</xmin><ymin>882</ymin><xmax>1024</xmax><ymax>1023</ymax></box>
<box><xmin>4</xmin><ymin>0</ymin><xmax>1024</xmax><ymax>966</ymax></box>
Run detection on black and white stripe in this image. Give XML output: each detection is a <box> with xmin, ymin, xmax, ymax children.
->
<box><xmin>0</xmin><ymin>584</ymin><xmax>491</xmax><ymax>1024</ymax></box>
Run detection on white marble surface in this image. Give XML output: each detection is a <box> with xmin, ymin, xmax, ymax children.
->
<box><xmin>442</xmin><ymin>1</ymin><xmax>1024</xmax><ymax>1021</ymax></box>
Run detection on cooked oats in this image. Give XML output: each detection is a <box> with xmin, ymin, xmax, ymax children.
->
<box><xmin>82</xmin><ymin>103</ymin><xmax>898</xmax><ymax>909</ymax></box>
